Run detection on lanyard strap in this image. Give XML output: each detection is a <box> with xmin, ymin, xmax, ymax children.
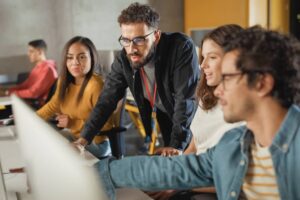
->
<box><xmin>140</xmin><ymin>68</ymin><xmax>157</xmax><ymax>109</ymax></box>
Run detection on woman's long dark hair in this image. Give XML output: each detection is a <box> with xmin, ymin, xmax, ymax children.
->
<box><xmin>197</xmin><ymin>24</ymin><xmax>243</xmax><ymax>111</ymax></box>
<box><xmin>58</xmin><ymin>36</ymin><xmax>100</xmax><ymax>103</ymax></box>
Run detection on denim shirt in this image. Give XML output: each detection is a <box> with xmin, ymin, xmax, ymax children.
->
<box><xmin>95</xmin><ymin>105</ymin><xmax>300</xmax><ymax>200</ymax></box>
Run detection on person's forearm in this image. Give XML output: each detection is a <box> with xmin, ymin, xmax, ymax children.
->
<box><xmin>191</xmin><ymin>187</ymin><xmax>215</xmax><ymax>193</ymax></box>
<box><xmin>184</xmin><ymin>137</ymin><xmax>197</xmax><ymax>155</ymax></box>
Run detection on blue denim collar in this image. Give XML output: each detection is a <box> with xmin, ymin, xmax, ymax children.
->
<box><xmin>240</xmin><ymin>128</ymin><xmax>253</xmax><ymax>159</ymax></box>
<box><xmin>240</xmin><ymin>105</ymin><xmax>300</xmax><ymax>154</ymax></box>
<box><xmin>270</xmin><ymin>105</ymin><xmax>300</xmax><ymax>153</ymax></box>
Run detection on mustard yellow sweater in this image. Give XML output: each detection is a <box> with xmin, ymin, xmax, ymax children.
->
<box><xmin>37</xmin><ymin>74</ymin><xmax>112</xmax><ymax>144</ymax></box>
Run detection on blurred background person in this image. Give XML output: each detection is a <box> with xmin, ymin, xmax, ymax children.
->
<box><xmin>5</xmin><ymin>39</ymin><xmax>57</xmax><ymax>107</ymax></box>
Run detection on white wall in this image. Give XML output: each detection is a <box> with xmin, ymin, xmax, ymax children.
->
<box><xmin>0</xmin><ymin>0</ymin><xmax>57</xmax><ymax>59</ymax></box>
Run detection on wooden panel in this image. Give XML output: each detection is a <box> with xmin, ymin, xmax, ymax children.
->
<box><xmin>270</xmin><ymin>0</ymin><xmax>289</xmax><ymax>33</ymax></box>
<box><xmin>184</xmin><ymin>0</ymin><xmax>249</xmax><ymax>34</ymax></box>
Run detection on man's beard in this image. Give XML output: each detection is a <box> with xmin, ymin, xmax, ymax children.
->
<box><xmin>127</xmin><ymin>44</ymin><xmax>156</xmax><ymax>70</ymax></box>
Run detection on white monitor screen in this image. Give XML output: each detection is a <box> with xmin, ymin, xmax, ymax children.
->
<box><xmin>12</xmin><ymin>95</ymin><xmax>107</xmax><ymax>200</ymax></box>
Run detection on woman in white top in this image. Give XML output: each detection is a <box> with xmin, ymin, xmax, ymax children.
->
<box><xmin>149</xmin><ymin>24</ymin><xmax>244</xmax><ymax>200</ymax></box>
<box><xmin>185</xmin><ymin>24</ymin><xmax>244</xmax><ymax>155</ymax></box>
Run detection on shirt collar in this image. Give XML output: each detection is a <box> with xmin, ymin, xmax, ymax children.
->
<box><xmin>240</xmin><ymin>105</ymin><xmax>300</xmax><ymax>154</ymax></box>
<box><xmin>270</xmin><ymin>105</ymin><xmax>300</xmax><ymax>153</ymax></box>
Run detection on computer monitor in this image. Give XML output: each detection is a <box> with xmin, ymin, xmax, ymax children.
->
<box><xmin>11</xmin><ymin>95</ymin><xmax>107</xmax><ymax>200</ymax></box>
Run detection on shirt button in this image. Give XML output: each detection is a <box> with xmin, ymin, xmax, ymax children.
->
<box><xmin>230</xmin><ymin>191</ymin><xmax>236</xmax><ymax>197</ymax></box>
<box><xmin>240</xmin><ymin>160</ymin><xmax>245</xmax><ymax>166</ymax></box>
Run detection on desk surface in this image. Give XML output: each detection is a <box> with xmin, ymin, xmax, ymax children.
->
<box><xmin>0</xmin><ymin>137</ymin><xmax>31</xmax><ymax>200</ymax></box>
<box><xmin>0</xmin><ymin>126</ymin><xmax>15</xmax><ymax>140</ymax></box>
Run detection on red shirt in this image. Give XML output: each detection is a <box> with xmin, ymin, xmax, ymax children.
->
<box><xmin>9</xmin><ymin>60</ymin><xmax>58</xmax><ymax>101</ymax></box>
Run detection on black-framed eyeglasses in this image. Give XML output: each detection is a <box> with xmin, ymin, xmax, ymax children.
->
<box><xmin>118</xmin><ymin>31</ymin><xmax>155</xmax><ymax>47</ymax></box>
<box><xmin>220</xmin><ymin>72</ymin><xmax>244</xmax><ymax>90</ymax></box>
<box><xmin>220</xmin><ymin>69</ymin><xmax>272</xmax><ymax>90</ymax></box>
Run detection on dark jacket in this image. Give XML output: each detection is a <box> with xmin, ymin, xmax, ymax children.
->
<box><xmin>81</xmin><ymin>32</ymin><xmax>199</xmax><ymax>150</ymax></box>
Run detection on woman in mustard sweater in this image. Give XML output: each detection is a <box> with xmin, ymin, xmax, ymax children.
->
<box><xmin>37</xmin><ymin>36</ymin><xmax>113</xmax><ymax>159</ymax></box>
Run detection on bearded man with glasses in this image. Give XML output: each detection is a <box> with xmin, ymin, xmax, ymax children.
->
<box><xmin>76</xmin><ymin>2</ymin><xmax>199</xmax><ymax>156</ymax></box>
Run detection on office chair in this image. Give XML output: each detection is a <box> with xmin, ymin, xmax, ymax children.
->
<box><xmin>95</xmin><ymin>51</ymin><xmax>127</xmax><ymax>159</ymax></box>
<box><xmin>97</xmin><ymin>94</ymin><xmax>127</xmax><ymax>159</ymax></box>
<box><xmin>23</xmin><ymin>79</ymin><xmax>57</xmax><ymax>110</ymax></box>
<box><xmin>16</xmin><ymin>72</ymin><xmax>30</xmax><ymax>84</ymax></box>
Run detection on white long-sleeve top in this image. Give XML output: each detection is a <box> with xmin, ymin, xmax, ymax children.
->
<box><xmin>191</xmin><ymin>104</ymin><xmax>243</xmax><ymax>155</ymax></box>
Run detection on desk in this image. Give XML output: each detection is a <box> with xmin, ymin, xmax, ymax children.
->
<box><xmin>0</xmin><ymin>136</ymin><xmax>32</xmax><ymax>200</ymax></box>
<box><xmin>0</xmin><ymin>95</ymin><xmax>152</xmax><ymax>200</ymax></box>
<box><xmin>0</xmin><ymin>126</ymin><xmax>15</xmax><ymax>140</ymax></box>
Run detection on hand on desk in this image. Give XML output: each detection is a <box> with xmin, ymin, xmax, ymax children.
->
<box><xmin>74</xmin><ymin>137</ymin><xmax>88</xmax><ymax>146</ymax></box>
<box><xmin>154</xmin><ymin>147</ymin><xmax>182</xmax><ymax>157</ymax></box>
<box><xmin>73</xmin><ymin>137</ymin><xmax>88</xmax><ymax>155</ymax></box>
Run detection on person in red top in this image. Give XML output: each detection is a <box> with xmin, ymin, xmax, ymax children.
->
<box><xmin>7</xmin><ymin>39</ymin><xmax>58</xmax><ymax>104</ymax></box>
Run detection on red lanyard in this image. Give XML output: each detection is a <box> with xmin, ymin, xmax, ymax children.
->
<box><xmin>140</xmin><ymin>68</ymin><xmax>157</xmax><ymax>108</ymax></box>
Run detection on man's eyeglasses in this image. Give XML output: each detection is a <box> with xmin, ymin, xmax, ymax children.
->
<box><xmin>220</xmin><ymin>69</ymin><xmax>272</xmax><ymax>90</ymax></box>
<box><xmin>118</xmin><ymin>31</ymin><xmax>155</xmax><ymax>47</ymax></box>
<box><xmin>220</xmin><ymin>72</ymin><xmax>244</xmax><ymax>90</ymax></box>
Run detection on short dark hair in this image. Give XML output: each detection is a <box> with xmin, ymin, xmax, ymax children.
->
<box><xmin>59</xmin><ymin>36</ymin><xmax>100</xmax><ymax>103</ymax></box>
<box><xmin>225</xmin><ymin>26</ymin><xmax>300</xmax><ymax>108</ymax></box>
<box><xmin>198</xmin><ymin>24</ymin><xmax>243</xmax><ymax>111</ymax></box>
<box><xmin>28</xmin><ymin>39</ymin><xmax>47</xmax><ymax>51</ymax></box>
<box><xmin>118</xmin><ymin>2</ymin><xmax>160</xmax><ymax>29</ymax></box>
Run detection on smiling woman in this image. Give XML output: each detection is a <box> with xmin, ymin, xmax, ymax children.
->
<box><xmin>158</xmin><ymin>24</ymin><xmax>245</xmax><ymax>200</ymax></box>
<box><xmin>36</xmin><ymin>36</ymin><xmax>113</xmax><ymax>159</ymax></box>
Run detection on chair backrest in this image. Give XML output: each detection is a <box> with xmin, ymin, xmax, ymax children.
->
<box><xmin>17</xmin><ymin>72</ymin><xmax>30</xmax><ymax>84</ymax></box>
<box><xmin>23</xmin><ymin>78</ymin><xmax>57</xmax><ymax>110</ymax></box>
<box><xmin>97</xmin><ymin>91</ymin><xmax>127</xmax><ymax>159</ymax></box>
<box><xmin>94</xmin><ymin>50</ymin><xmax>127</xmax><ymax>159</ymax></box>
<box><xmin>108</xmin><ymin>91</ymin><xmax>127</xmax><ymax>159</ymax></box>
<box><xmin>45</xmin><ymin>79</ymin><xmax>57</xmax><ymax>103</ymax></box>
